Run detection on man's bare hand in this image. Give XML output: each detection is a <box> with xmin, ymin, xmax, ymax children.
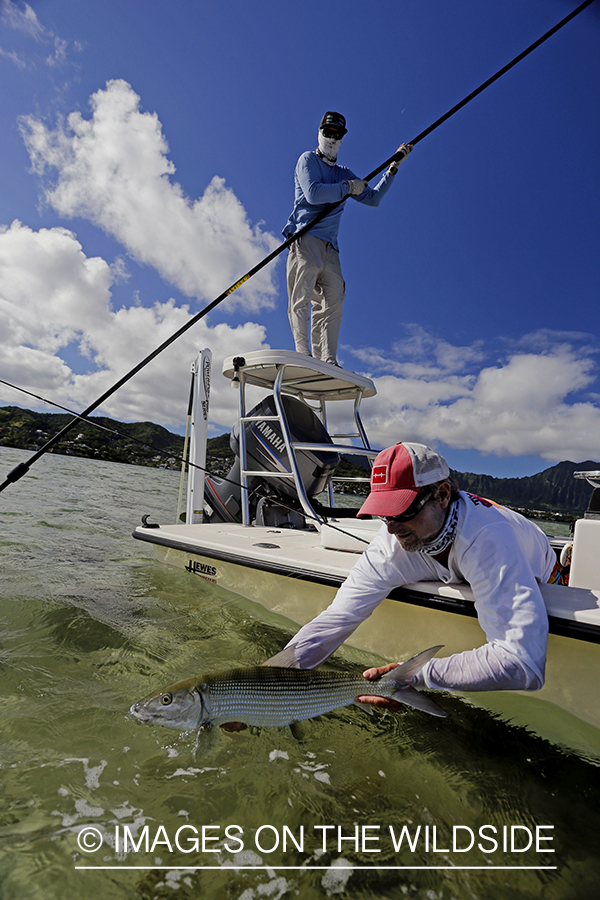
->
<box><xmin>356</xmin><ymin>662</ymin><xmax>404</xmax><ymax>711</ymax></box>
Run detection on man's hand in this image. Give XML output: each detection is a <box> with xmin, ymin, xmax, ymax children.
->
<box><xmin>356</xmin><ymin>662</ymin><xmax>405</xmax><ymax>711</ymax></box>
<box><xmin>387</xmin><ymin>143</ymin><xmax>413</xmax><ymax>175</ymax></box>
<box><xmin>346</xmin><ymin>179</ymin><xmax>368</xmax><ymax>196</ymax></box>
<box><xmin>220</xmin><ymin>722</ymin><xmax>248</xmax><ymax>732</ymax></box>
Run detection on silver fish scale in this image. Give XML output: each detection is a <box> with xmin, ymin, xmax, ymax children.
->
<box><xmin>198</xmin><ymin>666</ymin><xmax>395</xmax><ymax>726</ymax></box>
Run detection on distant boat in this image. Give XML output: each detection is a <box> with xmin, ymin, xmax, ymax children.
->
<box><xmin>133</xmin><ymin>349</ymin><xmax>600</xmax><ymax>752</ymax></box>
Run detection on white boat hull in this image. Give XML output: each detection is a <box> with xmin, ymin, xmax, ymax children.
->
<box><xmin>134</xmin><ymin>350</ymin><xmax>600</xmax><ymax>757</ymax></box>
<box><xmin>134</xmin><ymin>521</ymin><xmax>600</xmax><ymax>755</ymax></box>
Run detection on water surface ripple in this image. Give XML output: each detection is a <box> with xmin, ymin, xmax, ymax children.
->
<box><xmin>0</xmin><ymin>447</ymin><xmax>598</xmax><ymax>899</ymax></box>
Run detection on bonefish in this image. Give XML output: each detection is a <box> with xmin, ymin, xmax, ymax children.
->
<box><xmin>129</xmin><ymin>645</ymin><xmax>448</xmax><ymax>730</ymax></box>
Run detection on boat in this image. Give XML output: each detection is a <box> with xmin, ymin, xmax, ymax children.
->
<box><xmin>133</xmin><ymin>349</ymin><xmax>600</xmax><ymax>752</ymax></box>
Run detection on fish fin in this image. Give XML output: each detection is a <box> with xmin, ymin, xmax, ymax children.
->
<box><xmin>381</xmin><ymin>645</ymin><xmax>448</xmax><ymax>718</ymax></box>
<box><xmin>390</xmin><ymin>685</ymin><xmax>449</xmax><ymax>718</ymax></box>
<box><xmin>386</xmin><ymin>644</ymin><xmax>444</xmax><ymax>683</ymax></box>
<box><xmin>288</xmin><ymin>720</ymin><xmax>307</xmax><ymax>741</ymax></box>
<box><xmin>261</xmin><ymin>644</ymin><xmax>302</xmax><ymax>669</ymax></box>
<box><xmin>353</xmin><ymin>699</ymin><xmax>374</xmax><ymax>714</ymax></box>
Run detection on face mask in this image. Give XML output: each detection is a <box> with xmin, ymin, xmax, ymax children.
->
<box><xmin>317</xmin><ymin>131</ymin><xmax>343</xmax><ymax>165</ymax></box>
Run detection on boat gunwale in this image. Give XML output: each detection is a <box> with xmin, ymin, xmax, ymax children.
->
<box><xmin>132</xmin><ymin>527</ymin><xmax>600</xmax><ymax>645</ymax></box>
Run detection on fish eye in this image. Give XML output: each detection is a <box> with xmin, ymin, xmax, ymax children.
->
<box><xmin>161</xmin><ymin>693</ymin><xmax>173</xmax><ymax>706</ymax></box>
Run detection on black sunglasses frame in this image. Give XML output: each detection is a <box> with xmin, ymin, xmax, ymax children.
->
<box><xmin>381</xmin><ymin>489</ymin><xmax>434</xmax><ymax>524</ymax></box>
<box><xmin>320</xmin><ymin>127</ymin><xmax>344</xmax><ymax>140</ymax></box>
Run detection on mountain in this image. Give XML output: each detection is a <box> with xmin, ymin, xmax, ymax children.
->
<box><xmin>0</xmin><ymin>405</ymin><xmax>184</xmax><ymax>468</ymax></box>
<box><xmin>338</xmin><ymin>457</ymin><xmax>598</xmax><ymax>517</ymax></box>
<box><xmin>449</xmin><ymin>462</ymin><xmax>598</xmax><ymax>518</ymax></box>
<box><xmin>0</xmin><ymin>405</ymin><xmax>238</xmax><ymax>478</ymax></box>
<box><xmin>1</xmin><ymin>405</ymin><xmax>597</xmax><ymax>516</ymax></box>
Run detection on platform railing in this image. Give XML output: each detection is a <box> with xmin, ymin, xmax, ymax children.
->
<box><xmin>235</xmin><ymin>361</ymin><xmax>377</xmax><ymax>525</ymax></box>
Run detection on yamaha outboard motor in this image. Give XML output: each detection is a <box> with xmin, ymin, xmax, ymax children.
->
<box><xmin>204</xmin><ymin>394</ymin><xmax>339</xmax><ymax>525</ymax></box>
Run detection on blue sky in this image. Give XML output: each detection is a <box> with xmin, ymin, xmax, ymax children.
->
<box><xmin>1</xmin><ymin>0</ymin><xmax>599</xmax><ymax>477</ymax></box>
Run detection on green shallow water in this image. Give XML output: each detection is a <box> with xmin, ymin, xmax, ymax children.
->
<box><xmin>0</xmin><ymin>446</ymin><xmax>599</xmax><ymax>900</ymax></box>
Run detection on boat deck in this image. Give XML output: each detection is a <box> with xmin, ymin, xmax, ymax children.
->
<box><xmin>135</xmin><ymin>521</ymin><xmax>368</xmax><ymax>585</ymax></box>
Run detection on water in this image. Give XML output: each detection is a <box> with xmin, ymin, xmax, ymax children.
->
<box><xmin>0</xmin><ymin>446</ymin><xmax>599</xmax><ymax>900</ymax></box>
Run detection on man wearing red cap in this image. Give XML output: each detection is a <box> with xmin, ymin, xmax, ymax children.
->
<box><xmin>285</xmin><ymin>442</ymin><xmax>557</xmax><ymax>704</ymax></box>
<box><xmin>283</xmin><ymin>112</ymin><xmax>411</xmax><ymax>366</ymax></box>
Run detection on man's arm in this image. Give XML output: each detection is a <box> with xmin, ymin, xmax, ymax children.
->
<box><xmin>352</xmin><ymin>143</ymin><xmax>413</xmax><ymax>207</ymax></box>
<box><xmin>415</xmin><ymin>642</ymin><xmax>544</xmax><ymax>692</ymax></box>
<box><xmin>419</xmin><ymin>527</ymin><xmax>550</xmax><ymax>692</ymax></box>
<box><xmin>296</xmin><ymin>154</ymin><xmax>349</xmax><ymax>206</ymax></box>
<box><xmin>358</xmin><ymin>636</ymin><xmax>541</xmax><ymax>709</ymax></box>
<box><xmin>284</xmin><ymin>527</ymin><xmax>408</xmax><ymax>668</ymax></box>
<box><xmin>358</xmin><ymin>585</ymin><xmax>547</xmax><ymax>711</ymax></box>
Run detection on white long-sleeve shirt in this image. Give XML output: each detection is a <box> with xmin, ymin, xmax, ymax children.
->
<box><xmin>287</xmin><ymin>492</ymin><xmax>556</xmax><ymax>692</ymax></box>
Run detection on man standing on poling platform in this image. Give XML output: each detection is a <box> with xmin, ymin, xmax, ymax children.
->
<box><xmin>283</xmin><ymin>111</ymin><xmax>412</xmax><ymax>366</ymax></box>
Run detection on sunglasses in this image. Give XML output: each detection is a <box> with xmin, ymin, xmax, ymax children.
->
<box><xmin>381</xmin><ymin>489</ymin><xmax>434</xmax><ymax>524</ymax></box>
<box><xmin>321</xmin><ymin>128</ymin><xmax>343</xmax><ymax>139</ymax></box>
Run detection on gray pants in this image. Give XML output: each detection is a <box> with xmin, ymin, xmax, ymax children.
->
<box><xmin>286</xmin><ymin>233</ymin><xmax>345</xmax><ymax>365</ymax></box>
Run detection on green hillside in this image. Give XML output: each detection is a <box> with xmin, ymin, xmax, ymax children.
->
<box><xmin>1</xmin><ymin>405</ymin><xmax>598</xmax><ymax>516</ymax></box>
<box><xmin>449</xmin><ymin>462</ymin><xmax>599</xmax><ymax>517</ymax></box>
<box><xmin>449</xmin><ymin>463</ymin><xmax>598</xmax><ymax>519</ymax></box>
<box><xmin>0</xmin><ymin>406</ymin><xmax>185</xmax><ymax>468</ymax></box>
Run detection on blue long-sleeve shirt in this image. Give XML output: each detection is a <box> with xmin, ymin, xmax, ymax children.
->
<box><xmin>282</xmin><ymin>150</ymin><xmax>395</xmax><ymax>251</ymax></box>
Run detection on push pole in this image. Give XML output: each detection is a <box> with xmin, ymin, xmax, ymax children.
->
<box><xmin>366</xmin><ymin>0</ymin><xmax>598</xmax><ymax>183</ymax></box>
<box><xmin>0</xmin><ymin>0</ymin><xmax>595</xmax><ymax>493</ymax></box>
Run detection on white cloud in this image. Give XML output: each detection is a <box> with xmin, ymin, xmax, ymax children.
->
<box><xmin>46</xmin><ymin>35</ymin><xmax>68</xmax><ymax>68</ymax></box>
<box><xmin>1</xmin><ymin>0</ymin><xmax>45</xmax><ymax>40</ymax></box>
<box><xmin>0</xmin><ymin>220</ymin><xmax>112</xmax><ymax>353</ymax></box>
<box><xmin>0</xmin><ymin>0</ymin><xmax>71</xmax><ymax>70</ymax></box>
<box><xmin>3</xmin><ymin>78</ymin><xmax>278</xmax><ymax>439</ymax></box>
<box><xmin>0</xmin><ymin>46</ymin><xmax>28</xmax><ymax>68</ymax></box>
<box><xmin>348</xmin><ymin>324</ymin><xmax>484</xmax><ymax>380</ymax></box>
<box><xmin>342</xmin><ymin>333</ymin><xmax>600</xmax><ymax>463</ymax></box>
<box><xmin>2</xmin><ymin>224</ymin><xmax>599</xmax><ymax>466</ymax></box>
<box><xmin>0</xmin><ymin>221</ymin><xmax>269</xmax><ymax>430</ymax></box>
<box><xmin>20</xmin><ymin>80</ymin><xmax>280</xmax><ymax>310</ymax></box>
<box><xmin>7</xmin><ymin>75</ymin><xmax>600</xmax><ymax>468</ymax></box>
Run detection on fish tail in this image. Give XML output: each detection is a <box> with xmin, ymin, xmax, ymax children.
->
<box><xmin>383</xmin><ymin>645</ymin><xmax>449</xmax><ymax>718</ymax></box>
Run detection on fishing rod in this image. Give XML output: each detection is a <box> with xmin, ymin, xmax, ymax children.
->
<box><xmin>1</xmin><ymin>0</ymin><xmax>594</xmax><ymax>494</ymax></box>
<box><xmin>0</xmin><ymin>376</ymin><xmax>258</xmax><ymax>488</ymax></box>
<box><xmin>0</xmin><ymin>377</ymin><xmax>191</xmax><ymax>469</ymax></box>
<box><xmin>1</xmin><ymin>376</ymin><xmax>308</xmax><ymax>525</ymax></box>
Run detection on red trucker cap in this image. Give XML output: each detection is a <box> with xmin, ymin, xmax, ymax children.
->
<box><xmin>357</xmin><ymin>442</ymin><xmax>450</xmax><ymax>518</ymax></box>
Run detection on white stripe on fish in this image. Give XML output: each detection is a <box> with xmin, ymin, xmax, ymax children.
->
<box><xmin>129</xmin><ymin>645</ymin><xmax>448</xmax><ymax>730</ymax></box>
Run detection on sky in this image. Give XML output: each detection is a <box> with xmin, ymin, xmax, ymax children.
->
<box><xmin>1</xmin><ymin>0</ymin><xmax>599</xmax><ymax>479</ymax></box>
